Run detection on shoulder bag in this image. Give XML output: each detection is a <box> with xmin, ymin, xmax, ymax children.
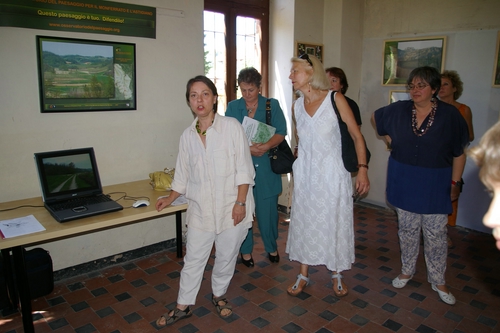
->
<box><xmin>149</xmin><ymin>167</ymin><xmax>175</xmax><ymax>191</ymax></box>
<box><xmin>266</xmin><ymin>99</ymin><xmax>295</xmax><ymax>174</ymax></box>
<box><xmin>330</xmin><ymin>92</ymin><xmax>371</xmax><ymax>173</ymax></box>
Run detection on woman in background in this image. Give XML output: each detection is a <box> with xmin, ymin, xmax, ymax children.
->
<box><xmin>325</xmin><ymin>67</ymin><xmax>362</xmax><ymax>128</ymax></box>
<box><xmin>286</xmin><ymin>54</ymin><xmax>369</xmax><ymax>298</ymax></box>
<box><xmin>439</xmin><ymin>70</ymin><xmax>474</xmax><ymax>247</ymax></box>
<box><xmin>155</xmin><ymin>76</ymin><xmax>255</xmax><ymax>326</ymax></box>
<box><xmin>226</xmin><ymin>67</ymin><xmax>287</xmax><ymax>266</ymax></box>
<box><xmin>373</xmin><ymin>66</ymin><xmax>469</xmax><ymax>305</ymax></box>
<box><xmin>468</xmin><ymin>121</ymin><xmax>500</xmax><ymax>250</ymax></box>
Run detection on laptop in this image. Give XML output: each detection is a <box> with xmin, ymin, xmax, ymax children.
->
<box><xmin>34</xmin><ymin>147</ymin><xmax>123</xmax><ymax>222</ymax></box>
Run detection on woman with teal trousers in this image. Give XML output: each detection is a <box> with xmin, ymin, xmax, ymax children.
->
<box><xmin>226</xmin><ymin>67</ymin><xmax>288</xmax><ymax>266</ymax></box>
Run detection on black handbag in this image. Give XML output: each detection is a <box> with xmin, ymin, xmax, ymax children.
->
<box><xmin>265</xmin><ymin>99</ymin><xmax>295</xmax><ymax>174</ymax></box>
<box><xmin>330</xmin><ymin>92</ymin><xmax>371</xmax><ymax>173</ymax></box>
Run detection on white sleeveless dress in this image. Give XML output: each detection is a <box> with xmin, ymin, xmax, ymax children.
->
<box><xmin>286</xmin><ymin>91</ymin><xmax>354</xmax><ymax>272</ymax></box>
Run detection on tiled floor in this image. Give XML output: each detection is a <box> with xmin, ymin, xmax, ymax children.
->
<box><xmin>1</xmin><ymin>202</ymin><xmax>500</xmax><ymax>333</ymax></box>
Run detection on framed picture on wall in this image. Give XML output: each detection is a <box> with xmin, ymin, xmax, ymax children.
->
<box><xmin>382</xmin><ymin>36</ymin><xmax>446</xmax><ymax>86</ymax></box>
<box><xmin>295</xmin><ymin>41</ymin><xmax>323</xmax><ymax>62</ymax></box>
<box><xmin>493</xmin><ymin>31</ymin><xmax>500</xmax><ymax>87</ymax></box>
<box><xmin>389</xmin><ymin>90</ymin><xmax>410</xmax><ymax>104</ymax></box>
<box><xmin>36</xmin><ymin>36</ymin><xmax>137</xmax><ymax>113</ymax></box>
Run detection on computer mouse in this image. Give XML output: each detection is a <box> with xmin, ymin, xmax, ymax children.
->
<box><xmin>132</xmin><ymin>200</ymin><xmax>150</xmax><ymax>208</ymax></box>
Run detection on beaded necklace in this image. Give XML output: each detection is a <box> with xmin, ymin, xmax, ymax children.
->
<box><xmin>412</xmin><ymin>99</ymin><xmax>437</xmax><ymax>137</ymax></box>
<box><xmin>196</xmin><ymin>119</ymin><xmax>213</xmax><ymax>136</ymax></box>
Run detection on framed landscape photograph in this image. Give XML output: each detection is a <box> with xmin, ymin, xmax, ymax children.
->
<box><xmin>493</xmin><ymin>31</ymin><xmax>500</xmax><ymax>87</ymax></box>
<box><xmin>389</xmin><ymin>90</ymin><xmax>410</xmax><ymax>104</ymax></box>
<box><xmin>296</xmin><ymin>41</ymin><xmax>323</xmax><ymax>62</ymax></box>
<box><xmin>36</xmin><ymin>36</ymin><xmax>137</xmax><ymax>113</ymax></box>
<box><xmin>382</xmin><ymin>36</ymin><xmax>446</xmax><ymax>85</ymax></box>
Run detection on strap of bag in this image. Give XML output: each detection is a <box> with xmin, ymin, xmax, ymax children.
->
<box><xmin>266</xmin><ymin>99</ymin><xmax>277</xmax><ymax>158</ymax></box>
<box><xmin>265</xmin><ymin>99</ymin><xmax>271</xmax><ymax>125</ymax></box>
<box><xmin>330</xmin><ymin>91</ymin><xmax>342</xmax><ymax>123</ymax></box>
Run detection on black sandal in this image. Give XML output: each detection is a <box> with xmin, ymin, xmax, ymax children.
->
<box><xmin>212</xmin><ymin>295</ymin><xmax>233</xmax><ymax>318</ymax></box>
<box><xmin>156</xmin><ymin>306</ymin><xmax>192</xmax><ymax>327</ymax></box>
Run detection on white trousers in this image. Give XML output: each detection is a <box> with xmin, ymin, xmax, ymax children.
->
<box><xmin>177</xmin><ymin>222</ymin><xmax>249</xmax><ymax>305</ymax></box>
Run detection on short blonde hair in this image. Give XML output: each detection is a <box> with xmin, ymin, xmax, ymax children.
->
<box><xmin>468</xmin><ymin>121</ymin><xmax>500</xmax><ymax>186</ymax></box>
<box><xmin>291</xmin><ymin>55</ymin><xmax>330</xmax><ymax>91</ymax></box>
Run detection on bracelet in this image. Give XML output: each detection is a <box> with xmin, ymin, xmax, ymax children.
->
<box><xmin>357</xmin><ymin>164</ymin><xmax>369</xmax><ymax>169</ymax></box>
<box><xmin>235</xmin><ymin>201</ymin><xmax>246</xmax><ymax>206</ymax></box>
<box><xmin>451</xmin><ymin>180</ymin><xmax>463</xmax><ymax>187</ymax></box>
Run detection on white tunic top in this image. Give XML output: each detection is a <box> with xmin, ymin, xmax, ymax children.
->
<box><xmin>172</xmin><ymin>113</ymin><xmax>255</xmax><ymax>234</ymax></box>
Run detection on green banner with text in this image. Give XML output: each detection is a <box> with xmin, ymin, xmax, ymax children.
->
<box><xmin>0</xmin><ymin>0</ymin><xmax>156</xmax><ymax>38</ymax></box>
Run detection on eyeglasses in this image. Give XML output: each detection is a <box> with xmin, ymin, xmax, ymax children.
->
<box><xmin>299</xmin><ymin>53</ymin><xmax>313</xmax><ymax>67</ymax></box>
<box><xmin>406</xmin><ymin>83</ymin><xmax>429</xmax><ymax>91</ymax></box>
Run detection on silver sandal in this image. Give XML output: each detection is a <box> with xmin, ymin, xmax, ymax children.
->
<box><xmin>331</xmin><ymin>273</ymin><xmax>349</xmax><ymax>297</ymax></box>
<box><xmin>287</xmin><ymin>274</ymin><xmax>310</xmax><ymax>296</ymax></box>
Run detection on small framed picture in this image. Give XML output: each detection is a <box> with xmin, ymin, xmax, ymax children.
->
<box><xmin>493</xmin><ymin>31</ymin><xmax>500</xmax><ymax>87</ymax></box>
<box><xmin>295</xmin><ymin>41</ymin><xmax>323</xmax><ymax>62</ymax></box>
<box><xmin>389</xmin><ymin>90</ymin><xmax>410</xmax><ymax>104</ymax></box>
<box><xmin>382</xmin><ymin>36</ymin><xmax>446</xmax><ymax>85</ymax></box>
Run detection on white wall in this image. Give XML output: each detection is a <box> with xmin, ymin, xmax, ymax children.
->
<box><xmin>322</xmin><ymin>0</ymin><xmax>364</xmax><ymax>103</ymax></box>
<box><xmin>270</xmin><ymin>0</ymin><xmax>296</xmax><ymax>210</ymax></box>
<box><xmin>0</xmin><ymin>0</ymin><xmax>204</xmax><ymax>270</ymax></box>
<box><xmin>359</xmin><ymin>0</ymin><xmax>500</xmax><ymax>233</ymax></box>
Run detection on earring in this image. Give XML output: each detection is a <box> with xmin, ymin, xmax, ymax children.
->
<box><xmin>308</xmin><ymin>82</ymin><xmax>311</xmax><ymax>93</ymax></box>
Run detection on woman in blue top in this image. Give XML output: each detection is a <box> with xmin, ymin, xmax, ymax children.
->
<box><xmin>373</xmin><ymin>66</ymin><xmax>469</xmax><ymax>305</ymax></box>
<box><xmin>226</xmin><ymin>67</ymin><xmax>287</xmax><ymax>266</ymax></box>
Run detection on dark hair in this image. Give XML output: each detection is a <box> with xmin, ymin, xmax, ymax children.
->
<box><xmin>237</xmin><ymin>67</ymin><xmax>262</xmax><ymax>88</ymax></box>
<box><xmin>185</xmin><ymin>75</ymin><xmax>218</xmax><ymax>113</ymax></box>
<box><xmin>325</xmin><ymin>67</ymin><xmax>349</xmax><ymax>94</ymax></box>
<box><xmin>441</xmin><ymin>70</ymin><xmax>464</xmax><ymax>100</ymax></box>
<box><xmin>407</xmin><ymin>66</ymin><xmax>441</xmax><ymax>98</ymax></box>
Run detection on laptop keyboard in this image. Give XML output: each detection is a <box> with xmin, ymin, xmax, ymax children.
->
<box><xmin>51</xmin><ymin>195</ymin><xmax>113</xmax><ymax>211</ymax></box>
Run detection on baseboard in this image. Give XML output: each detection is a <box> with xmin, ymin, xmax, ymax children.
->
<box><xmin>53</xmin><ymin>238</ymin><xmax>177</xmax><ymax>282</ymax></box>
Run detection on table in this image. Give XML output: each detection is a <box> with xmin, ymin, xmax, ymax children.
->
<box><xmin>0</xmin><ymin>180</ymin><xmax>187</xmax><ymax>333</ymax></box>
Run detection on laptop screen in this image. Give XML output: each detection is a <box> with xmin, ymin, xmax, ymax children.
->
<box><xmin>34</xmin><ymin>147</ymin><xmax>103</xmax><ymax>203</ymax></box>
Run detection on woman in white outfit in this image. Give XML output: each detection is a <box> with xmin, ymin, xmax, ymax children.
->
<box><xmin>286</xmin><ymin>55</ymin><xmax>370</xmax><ymax>297</ymax></box>
<box><xmin>155</xmin><ymin>75</ymin><xmax>255</xmax><ymax>327</ymax></box>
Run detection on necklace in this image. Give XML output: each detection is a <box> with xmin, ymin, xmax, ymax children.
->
<box><xmin>246</xmin><ymin>101</ymin><xmax>258</xmax><ymax>114</ymax></box>
<box><xmin>196</xmin><ymin>118</ymin><xmax>213</xmax><ymax>136</ymax></box>
<box><xmin>412</xmin><ymin>99</ymin><xmax>437</xmax><ymax>137</ymax></box>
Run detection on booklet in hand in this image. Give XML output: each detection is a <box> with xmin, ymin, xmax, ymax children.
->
<box><xmin>242</xmin><ymin>116</ymin><xmax>276</xmax><ymax>145</ymax></box>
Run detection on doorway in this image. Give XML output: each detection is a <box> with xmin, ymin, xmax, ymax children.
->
<box><xmin>204</xmin><ymin>0</ymin><xmax>269</xmax><ymax>114</ymax></box>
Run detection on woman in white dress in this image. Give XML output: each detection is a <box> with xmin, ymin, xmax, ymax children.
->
<box><xmin>286</xmin><ymin>54</ymin><xmax>370</xmax><ymax>297</ymax></box>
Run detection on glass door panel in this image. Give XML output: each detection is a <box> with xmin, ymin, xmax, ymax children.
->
<box><xmin>204</xmin><ymin>11</ymin><xmax>227</xmax><ymax>114</ymax></box>
<box><xmin>235</xmin><ymin>16</ymin><xmax>262</xmax><ymax>99</ymax></box>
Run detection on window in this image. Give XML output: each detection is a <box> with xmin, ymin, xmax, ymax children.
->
<box><xmin>204</xmin><ymin>0</ymin><xmax>269</xmax><ymax>114</ymax></box>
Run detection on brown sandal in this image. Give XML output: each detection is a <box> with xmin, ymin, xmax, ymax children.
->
<box><xmin>287</xmin><ymin>274</ymin><xmax>309</xmax><ymax>297</ymax></box>
<box><xmin>212</xmin><ymin>295</ymin><xmax>233</xmax><ymax>318</ymax></box>
<box><xmin>156</xmin><ymin>306</ymin><xmax>192</xmax><ymax>327</ymax></box>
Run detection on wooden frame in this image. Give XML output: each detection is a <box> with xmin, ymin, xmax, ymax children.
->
<box><xmin>493</xmin><ymin>31</ymin><xmax>500</xmax><ymax>87</ymax></box>
<box><xmin>389</xmin><ymin>90</ymin><xmax>410</xmax><ymax>104</ymax></box>
<box><xmin>295</xmin><ymin>41</ymin><xmax>323</xmax><ymax>62</ymax></box>
<box><xmin>382</xmin><ymin>36</ymin><xmax>446</xmax><ymax>85</ymax></box>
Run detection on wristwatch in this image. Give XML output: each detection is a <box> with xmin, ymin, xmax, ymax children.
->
<box><xmin>451</xmin><ymin>180</ymin><xmax>463</xmax><ymax>191</ymax></box>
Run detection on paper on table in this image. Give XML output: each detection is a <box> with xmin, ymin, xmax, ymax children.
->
<box><xmin>0</xmin><ymin>215</ymin><xmax>46</xmax><ymax>238</ymax></box>
<box><xmin>241</xmin><ymin>116</ymin><xmax>276</xmax><ymax>145</ymax></box>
